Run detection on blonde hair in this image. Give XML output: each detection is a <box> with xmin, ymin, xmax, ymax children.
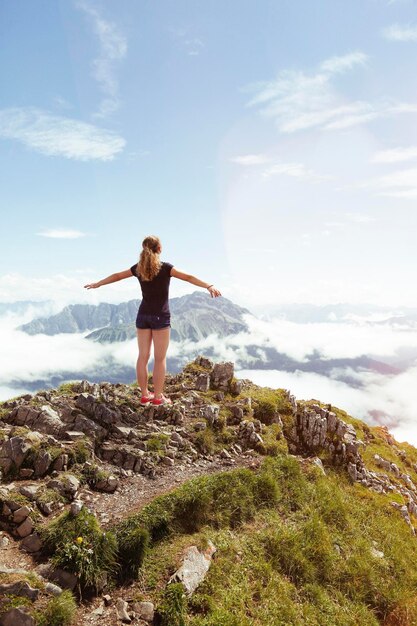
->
<box><xmin>136</xmin><ymin>235</ymin><xmax>162</xmax><ymax>281</ymax></box>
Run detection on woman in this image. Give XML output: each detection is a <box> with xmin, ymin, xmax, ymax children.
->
<box><xmin>84</xmin><ymin>235</ymin><xmax>221</xmax><ymax>406</ymax></box>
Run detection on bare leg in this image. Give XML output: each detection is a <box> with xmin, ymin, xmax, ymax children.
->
<box><xmin>152</xmin><ymin>327</ymin><xmax>170</xmax><ymax>398</ymax></box>
<box><xmin>136</xmin><ymin>329</ymin><xmax>152</xmax><ymax>394</ymax></box>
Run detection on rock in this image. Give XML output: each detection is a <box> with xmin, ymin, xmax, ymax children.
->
<box><xmin>0</xmin><ymin>437</ymin><xmax>32</xmax><ymax>472</ymax></box>
<box><xmin>195</xmin><ymin>373</ymin><xmax>210</xmax><ymax>391</ymax></box>
<box><xmin>0</xmin><ymin>607</ymin><xmax>35</xmax><ymax>626</ymax></box>
<box><xmin>193</xmin><ymin>356</ymin><xmax>214</xmax><ymax>370</ymax></box>
<box><xmin>95</xmin><ymin>476</ymin><xmax>118</xmax><ymax>493</ymax></box>
<box><xmin>20</xmin><ymin>533</ymin><xmax>42</xmax><ymax>553</ymax></box>
<box><xmin>19</xmin><ymin>485</ymin><xmax>39</xmax><ymax>500</ymax></box>
<box><xmin>170</xmin><ymin>431</ymin><xmax>184</xmax><ymax>446</ymax></box>
<box><xmin>370</xmin><ymin>546</ymin><xmax>384</xmax><ymax>559</ymax></box>
<box><xmin>36</xmin><ymin>564</ymin><xmax>77</xmax><ymax>590</ymax></box>
<box><xmin>200</xmin><ymin>404</ymin><xmax>220</xmax><ymax>426</ymax></box>
<box><xmin>34</xmin><ymin>450</ymin><xmax>52</xmax><ymax>477</ymax></box>
<box><xmin>45</xmin><ymin>582</ymin><xmax>63</xmax><ymax>596</ymax></box>
<box><xmin>0</xmin><ymin>580</ymin><xmax>39</xmax><ymax>600</ymax></box>
<box><xmin>347</xmin><ymin>462</ymin><xmax>357</xmax><ymax>482</ymax></box>
<box><xmin>19</xmin><ymin>469</ymin><xmax>34</xmax><ymax>479</ymax></box>
<box><xmin>47</xmin><ymin>474</ymin><xmax>80</xmax><ymax>499</ymax></box>
<box><xmin>75</xmin><ymin>394</ymin><xmax>120</xmax><ymax>426</ymax></box>
<box><xmin>210</xmin><ymin>362</ymin><xmax>234</xmax><ymax>391</ymax></box>
<box><xmin>311</xmin><ymin>457</ymin><xmax>326</xmax><ymax>475</ymax></box>
<box><xmin>229</xmin><ymin>379</ymin><xmax>243</xmax><ymax>395</ymax></box>
<box><xmin>70</xmin><ymin>500</ymin><xmax>83</xmax><ymax>515</ymax></box>
<box><xmin>162</xmin><ymin>456</ymin><xmax>174</xmax><ymax>466</ymax></box>
<box><xmin>16</xmin><ymin>517</ymin><xmax>34</xmax><ymax>538</ymax></box>
<box><xmin>133</xmin><ymin>601</ymin><xmax>154</xmax><ymax>622</ymax></box>
<box><xmin>64</xmin><ymin>431</ymin><xmax>86</xmax><ymax>441</ymax></box>
<box><xmin>115</xmin><ymin>598</ymin><xmax>131</xmax><ymax>622</ymax></box>
<box><xmin>92</xmin><ymin>603</ymin><xmax>105</xmax><ymax>616</ymax></box>
<box><xmin>52</xmin><ymin>454</ymin><xmax>68</xmax><ymax>472</ymax></box>
<box><xmin>74</xmin><ymin>414</ymin><xmax>107</xmax><ymax>439</ymax></box>
<box><xmin>112</xmin><ymin>425</ymin><xmax>133</xmax><ymax>438</ymax></box>
<box><xmin>169</xmin><ymin>540</ymin><xmax>216</xmax><ymax>595</ymax></box>
<box><xmin>228</xmin><ymin>405</ymin><xmax>244</xmax><ymax>424</ymax></box>
<box><xmin>9</xmin><ymin>405</ymin><xmax>64</xmax><ymax>437</ymax></box>
<box><xmin>13</xmin><ymin>506</ymin><xmax>31</xmax><ymax>524</ymax></box>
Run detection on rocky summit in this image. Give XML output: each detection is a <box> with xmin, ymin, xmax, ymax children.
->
<box><xmin>1</xmin><ymin>356</ymin><xmax>417</xmax><ymax>625</ymax></box>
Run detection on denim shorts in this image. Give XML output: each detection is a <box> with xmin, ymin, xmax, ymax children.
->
<box><xmin>136</xmin><ymin>312</ymin><xmax>171</xmax><ymax>330</ymax></box>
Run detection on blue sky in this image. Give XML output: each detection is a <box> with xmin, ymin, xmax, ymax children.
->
<box><xmin>1</xmin><ymin>0</ymin><xmax>417</xmax><ymax>308</ymax></box>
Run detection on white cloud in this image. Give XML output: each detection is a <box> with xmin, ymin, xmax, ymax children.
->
<box><xmin>319</xmin><ymin>51</ymin><xmax>368</xmax><ymax>74</ymax></box>
<box><xmin>262</xmin><ymin>161</ymin><xmax>332</xmax><ymax>182</ymax></box>
<box><xmin>168</xmin><ymin>27</ymin><xmax>205</xmax><ymax>56</ymax></box>
<box><xmin>1</xmin><ymin>306</ymin><xmax>417</xmax><ymax>444</ymax></box>
<box><xmin>0</xmin><ymin>271</ymin><xmax>139</xmax><ymax>307</ymax></box>
<box><xmin>0</xmin><ymin>107</ymin><xmax>125</xmax><ymax>161</ymax></box>
<box><xmin>369</xmin><ymin>166</ymin><xmax>417</xmax><ymax>197</ymax></box>
<box><xmin>345</xmin><ymin>212</ymin><xmax>376</xmax><ymax>223</ymax></box>
<box><xmin>372</xmin><ymin>145</ymin><xmax>417</xmax><ymax>163</ymax></box>
<box><xmin>37</xmin><ymin>229</ymin><xmax>87</xmax><ymax>239</ymax></box>
<box><xmin>235</xmin><ymin>366</ymin><xmax>417</xmax><ymax>445</ymax></box>
<box><xmin>230</xmin><ymin>154</ymin><xmax>270</xmax><ymax>165</ymax></box>
<box><xmin>76</xmin><ymin>1</ymin><xmax>127</xmax><ymax>118</ymax></box>
<box><xmin>382</xmin><ymin>23</ymin><xmax>417</xmax><ymax>41</ymax></box>
<box><xmin>184</xmin><ymin>38</ymin><xmax>204</xmax><ymax>56</ymax></box>
<box><xmin>244</xmin><ymin>51</ymin><xmax>417</xmax><ymax>133</ymax></box>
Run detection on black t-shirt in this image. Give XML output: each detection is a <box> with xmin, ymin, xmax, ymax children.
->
<box><xmin>130</xmin><ymin>261</ymin><xmax>174</xmax><ymax>315</ymax></box>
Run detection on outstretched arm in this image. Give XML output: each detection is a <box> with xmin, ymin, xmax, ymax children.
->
<box><xmin>84</xmin><ymin>269</ymin><xmax>133</xmax><ymax>290</ymax></box>
<box><xmin>170</xmin><ymin>268</ymin><xmax>222</xmax><ymax>298</ymax></box>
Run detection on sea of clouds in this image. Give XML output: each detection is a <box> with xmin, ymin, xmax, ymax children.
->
<box><xmin>1</xmin><ymin>304</ymin><xmax>416</xmax><ymax>445</ymax></box>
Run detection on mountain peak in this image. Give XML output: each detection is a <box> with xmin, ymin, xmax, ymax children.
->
<box><xmin>1</xmin><ymin>356</ymin><xmax>417</xmax><ymax>624</ymax></box>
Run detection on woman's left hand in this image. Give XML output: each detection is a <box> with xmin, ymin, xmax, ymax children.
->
<box><xmin>208</xmin><ymin>286</ymin><xmax>222</xmax><ymax>298</ymax></box>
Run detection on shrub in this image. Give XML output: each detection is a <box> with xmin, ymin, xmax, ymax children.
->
<box><xmin>158</xmin><ymin>583</ymin><xmax>187</xmax><ymax>626</ymax></box>
<box><xmin>115</xmin><ymin>525</ymin><xmax>150</xmax><ymax>581</ymax></box>
<box><xmin>41</xmin><ymin>508</ymin><xmax>118</xmax><ymax>594</ymax></box>
<box><xmin>57</xmin><ymin>382</ymin><xmax>78</xmax><ymax>395</ymax></box>
<box><xmin>114</xmin><ymin>463</ymin><xmax>281</xmax><ymax>552</ymax></box>
<box><xmin>37</xmin><ymin>590</ymin><xmax>77</xmax><ymax>626</ymax></box>
<box><xmin>68</xmin><ymin>439</ymin><xmax>91</xmax><ymax>465</ymax></box>
<box><xmin>146</xmin><ymin>434</ymin><xmax>169</xmax><ymax>453</ymax></box>
<box><xmin>193</xmin><ymin>428</ymin><xmax>215</xmax><ymax>455</ymax></box>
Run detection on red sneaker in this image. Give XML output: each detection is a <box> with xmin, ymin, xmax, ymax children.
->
<box><xmin>140</xmin><ymin>391</ymin><xmax>154</xmax><ymax>406</ymax></box>
<box><xmin>152</xmin><ymin>394</ymin><xmax>172</xmax><ymax>406</ymax></box>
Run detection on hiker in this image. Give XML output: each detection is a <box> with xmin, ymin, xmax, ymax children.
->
<box><xmin>84</xmin><ymin>234</ymin><xmax>222</xmax><ymax>406</ymax></box>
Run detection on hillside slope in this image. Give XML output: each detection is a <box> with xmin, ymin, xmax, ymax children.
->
<box><xmin>1</xmin><ymin>356</ymin><xmax>417</xmax><ymax>625</ymax></box>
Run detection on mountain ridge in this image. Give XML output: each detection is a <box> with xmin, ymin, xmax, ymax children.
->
<box><xmin>1</xmin><ymin>355</ymin><xmax>417</xmax><ymax>624</ymax></box>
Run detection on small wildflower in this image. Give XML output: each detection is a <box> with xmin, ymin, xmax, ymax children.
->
<box><xmin>76</xmin><ymin>536</ymin><xmax>83</xmax><ymax>544</ymax></box>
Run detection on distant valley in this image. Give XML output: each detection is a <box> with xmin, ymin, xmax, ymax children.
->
<box><xmin>3</xmin><ymin>293</ymin><xmax>408</xmax><ymax>391</ymax></box>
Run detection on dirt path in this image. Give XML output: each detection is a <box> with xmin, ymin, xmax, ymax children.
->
<box><xmin>72</xmin><ymin>452</ymin><xmax>261</xmax><ymax>625</ymax></box>
<box><xmin>82</xmin><ymin>452</ymin><xmax>261</xmax><ymax>529</ymax></box>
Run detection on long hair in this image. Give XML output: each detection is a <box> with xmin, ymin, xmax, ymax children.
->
<box><xmin>136</xmin><ymin>235</ymin><xmax>162</xmax><ymax>281</ymax></box>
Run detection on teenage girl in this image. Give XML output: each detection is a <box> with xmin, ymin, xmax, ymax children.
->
<box><xmin>84</xmin><ymin>234</ymin><xmax>222</xmax><ymax>405</ymax></box>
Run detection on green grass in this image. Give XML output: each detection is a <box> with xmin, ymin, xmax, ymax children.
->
<box><xmin>113</xmin><ymin>455</ymin><xmax>417</xmax><ymax>625</ymax></box>
<box><xmin>41</xmin><ymin>507</ymin><xmax>118</xmax><ymax>595</ymax></box>
<box><xmin>36</xmin><ymin>590</ymin><xmax>77</xmax><ymax>626</ymax></box>
<box><xmin>81</xmin><ymin>464</ymin><xmax>111</xmax><ymax>488</ymax></box>
<box><xmin>146</xmin><ymin>434</ymin><xmax>170</xmax><ymax>453</ymax></box>
<box><xmin>67</xmin><ymin>439</ymin><xmax>92</xmax><ymax>465</ymax></box>
<box><xmin>57</xmin><ymin>382</ymin><xmax>79</xmax><ymax>395</ymax></box>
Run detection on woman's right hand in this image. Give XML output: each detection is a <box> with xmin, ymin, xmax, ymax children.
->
<box><xmin>84</xmin><ymin>282</ymin><xmax>101</xmax><ymax>289</ymax></box>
